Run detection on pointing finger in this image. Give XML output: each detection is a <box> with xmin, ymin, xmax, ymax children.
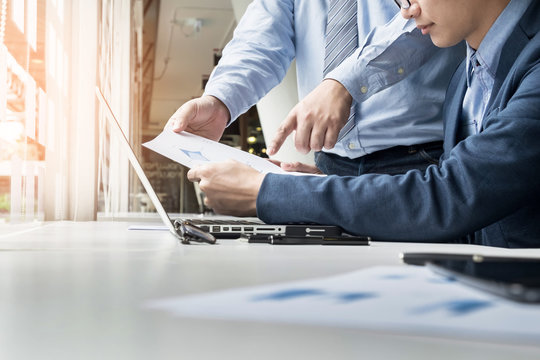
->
<box><xmin>268</xmin><ymin>110</ymin><xmax>297</xmax><ymax>155</ymax></box>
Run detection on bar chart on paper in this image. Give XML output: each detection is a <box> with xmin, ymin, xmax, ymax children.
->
<box><xmin>146</xmin><ymin>266</ymin><xmax>540</xmax><ymax>345</ymax></box>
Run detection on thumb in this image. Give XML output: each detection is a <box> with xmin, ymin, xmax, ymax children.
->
<box><xmin>281</xmin><ymin>162</ymin><xmax>323</xmax><ymax>174</ymax></box>
<box><xmin>169</xmin><ymin>101</ymin><xmax>199</xmax><ymax>133</ymax></box>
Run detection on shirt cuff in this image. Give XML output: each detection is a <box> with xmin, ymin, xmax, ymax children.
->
<box><xmin>202</xmin><ymin>86</ymin><xmax>239</xmax><ymax>126</ymax></box>
<box><xmin>325</xmin><ymin>15</ymin><xmax>436</xmax><ymax>104</ymax></box>
<box><xmin>256</xmin><ymin>173</ymin><xmax>283</xmax><ymax>224</ymax></box>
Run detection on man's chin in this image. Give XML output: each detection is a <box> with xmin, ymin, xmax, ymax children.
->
<box><xmin>430</xmin><ymin>34</ymin><xmax>462</xmax><ymax>49</ymax></box>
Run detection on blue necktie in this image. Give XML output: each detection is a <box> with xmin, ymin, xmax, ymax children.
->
<box><xmin>459</xmin><ymin>53</ymin><xmax>481</xmax><ymax>141</ymax></box>
<box><xmin>324</xmin><ymin>0</ymin><xmax>359</xmax><ymax>141</ymax></box>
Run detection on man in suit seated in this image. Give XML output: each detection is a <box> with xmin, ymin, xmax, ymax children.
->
<box><xmin>187</xmin><ymin>0</ymin><xmax>540</xmax><ymax>248</ymax></box>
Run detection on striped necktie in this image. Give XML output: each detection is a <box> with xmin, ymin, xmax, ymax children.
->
<box><xmin>324</xmin><ymin>0</ymin><xmax>359</xmax><ymax>75</ymax></box>
<box><xmin>324</xmin><ymin>0</ymin><xmax>359</xmax><ymax>141</ymax></box>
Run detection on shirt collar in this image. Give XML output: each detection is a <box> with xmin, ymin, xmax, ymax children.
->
<box><xmin>466</xmin><ymin>0</ymin><xmax>532</xmax><ymax>79</ymax></box>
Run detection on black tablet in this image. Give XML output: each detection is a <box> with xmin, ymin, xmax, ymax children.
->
<box><xmin>401</xmin><ymin>253</ymin><xmax>540</xmax><ymax>303</ymax></box>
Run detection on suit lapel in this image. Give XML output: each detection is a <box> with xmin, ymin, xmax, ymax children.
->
<box><xmin>486</xmin><ymin>1</ymin><xmax>540</xmax><ymax>111</ymax></box>
<box><xmin>444</xmin><ymin>62</ymin><xmax>467</xmax><ymax>150</ymax></box>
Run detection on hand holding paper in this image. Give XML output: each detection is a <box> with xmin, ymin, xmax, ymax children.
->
<box><xmin>168</xmin><ymin>95</ymin><xmax>229</xmax><ymax>142</ymax></box>
<box><xmin>143</xmin><ymin>129</ymin><xmax>320</xmax><ymax>176</ymax></box>
<box><xmin>187</xmin><ymin>159</ymin><xmax>264</xmax><ymax>216</ymax></box>
<box><xmin>143</xmin><ymin>129</ymin><xmax>323</xmax><ymax>216</ymax></box>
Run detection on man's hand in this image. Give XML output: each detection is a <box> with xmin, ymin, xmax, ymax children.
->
<box><xmin>167</xmin><ymin>95</ymin><xmax>230</xmax><ymax>141</ymax></box>
<box><xmin>268</xmin><ymin>159</ymin><xmax>323</xmax><ymax>174</ymax></box>
<box><xmin>187</xmin><ymin>160</ymin><xmax>265</xmax><ymax>217</ymax></box>
<box><xmin>267</xmin><ymin>79</ymin><xmax>353</xmax><ymax>155</ymax></box>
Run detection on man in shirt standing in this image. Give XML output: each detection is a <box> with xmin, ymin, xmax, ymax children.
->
<box><xmin>169</xmin><ymin>0</ymin><xmax>464</xmax><ymax>176</ymax></box>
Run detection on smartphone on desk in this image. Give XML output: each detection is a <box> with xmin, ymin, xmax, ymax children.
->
<box><xmin>401</xmin><ymin>252</ymin><xmax>540</xmax><ymax>303</ymax></box>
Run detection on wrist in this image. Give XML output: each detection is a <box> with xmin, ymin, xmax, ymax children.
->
<box><xmin>324</xmin><ymin>79</ymin><xmax>353</xmax><ymax>107</ymax></box>
<box><xmin>206</xmin><ymin>95</ymin><xmax>232</xmax><ymax>126</ymax></box>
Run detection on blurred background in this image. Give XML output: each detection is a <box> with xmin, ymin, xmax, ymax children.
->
<box><xmin>0</xmin><ymin>0</ymin><xmax>307</xmax><ymax>223</ymax></box>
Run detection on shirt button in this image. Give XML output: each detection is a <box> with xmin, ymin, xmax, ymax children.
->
<box><xmin>360</xmin><ymin>86</ymin><xmax>368</xmax><ymax>94</ymax></box>
<box><xmin>348</xmin><ymin>142</ymin><xmax>356</xmax><ymax>150</ymax></box>
<box><xmin>398</xmin><ymin>67</ymin><xmax>404</xmax><ymax>75</ymax></box>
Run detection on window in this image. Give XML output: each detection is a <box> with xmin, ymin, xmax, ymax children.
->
<box><xmin>1</xmin><ymin>0</ymin><xmax>45</xmax><ymax>223</ymax></box>
<box><xmin>1</xmin><ymin>0</ymin><xmax>98</xmax><ymax>223</ymax></box>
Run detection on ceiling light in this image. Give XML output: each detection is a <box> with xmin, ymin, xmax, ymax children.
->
<box><xmin>172</xmin><ymin>17</ymin><xmax>203</xmax><ymax>37</ymax></box>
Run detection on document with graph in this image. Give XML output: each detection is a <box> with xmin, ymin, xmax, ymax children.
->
<box><xmin>143</xmin><ymin>129</ymin><xmax>314</xmax><ymax>175</ymax></box>
<box><xmin>145</xmin><ymin>266</ymin><xmax>540</xmax><ymax>346</ymax></box>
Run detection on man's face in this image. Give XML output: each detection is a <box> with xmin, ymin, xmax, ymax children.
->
<box><xmin>401</xmin><ymin>0</ymin><xmax>483</xmax><ymax>48</ymax></box>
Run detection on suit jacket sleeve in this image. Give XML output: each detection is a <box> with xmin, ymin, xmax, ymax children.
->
<box><xmin>256</xmin><ymin>55</ymin><xmax>540</xmax><ymax>242</ymax></box>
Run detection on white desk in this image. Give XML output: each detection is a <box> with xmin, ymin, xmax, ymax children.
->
<box><xmin>1</xmin><ymin>221</ymin><xmax>539</xmax><ymax>360</ymax></box>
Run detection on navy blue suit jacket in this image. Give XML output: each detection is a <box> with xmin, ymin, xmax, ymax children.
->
<box><xmin>257</xmin><ymin>1</ymin><xmax>540</xmax><ymax>248</ymax></box>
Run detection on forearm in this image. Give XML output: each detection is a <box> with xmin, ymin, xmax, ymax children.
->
<box><xmin>257</xmin><ymin>116</ymin><xmax>540</xmax><ymax>241</ymax></box>
<box><xmin>326</xmin><ymin>15</ymin><xmax>460</xmax><ymax>103</ymax></box>
<box><xmin>203</xmin><ymin>0</ymin><xmax>296</xmax><ymax>123</ymax></box>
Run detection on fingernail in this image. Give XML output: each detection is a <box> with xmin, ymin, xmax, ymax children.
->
<box><xmin>267</xmin><ymin>146</ymin><xmax>274</xmax><ymax>155</ymax></box>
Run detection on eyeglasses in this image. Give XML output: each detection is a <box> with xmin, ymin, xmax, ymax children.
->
<box><xmin>394</xmin><ymin>0</ymin><xmax>411</xmax><ymax>9</ymax></box>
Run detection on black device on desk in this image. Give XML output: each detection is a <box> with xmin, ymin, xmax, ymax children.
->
<box><xmin>245</xmin><ymin>234</ymin><xmax>371</xmax><ymax>246</ymax></box>
<box><xmin>401</xmin><ymin>253</ymin><xmax>540</xmax><ymax>303</ymax></box>
<box><xmin>180</xmin><ymin>218</ymin><xmax>344</xmax><ymax>239</ymax></box>
<box><xmin>176</xmin><ymin>221</ymin><xmax>216</xmax><ymax>244</ymax></box>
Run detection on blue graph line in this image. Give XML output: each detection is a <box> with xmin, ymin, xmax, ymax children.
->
<box><xmin>412</xmin><ymin>299</ymin><xmax>493</xmax><ymax>316</ymax></box>
<box><xmin>252</xmin><ymin>289</ymin><xmax>325</xmax><ymax>302</ymax></box>
<box><xmin>380</xmin><ymin>274</ymin><xmax>410</xmax><ymax>280</ymax></box>
<box><xmin>336</xmin><ymin>292</ymin><xmax>377</xmax><ymax>303</ymax></box>
<box><xmin>180</xmin><ymin>149</ymin><xmax>209</xmax><ymax>162</ymax></box>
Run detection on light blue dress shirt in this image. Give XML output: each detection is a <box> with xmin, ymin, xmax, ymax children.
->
<box><xmin>461</xmin><ymin>0</ymin><xmax>532</xmax><ymax>138</ymax></box>
<box><xmin>204</xmin><ymin>0</ymin><xmax>464</xmax><ymax>158</ymax></box>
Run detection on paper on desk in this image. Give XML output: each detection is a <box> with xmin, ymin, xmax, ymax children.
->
<box><xmin>127</xmin><ymin>224</ymin><xmax>169</xmax><ymax>231</ymax></box>
<box><xmin>145</xmin><ymin>266</ymin><xmax>540</xmax><ymax>345</ymax></box>
<box><xmin>143</xmin><ymin>129</ymin><xmax>297</xmax><ymax>174</ymax></box>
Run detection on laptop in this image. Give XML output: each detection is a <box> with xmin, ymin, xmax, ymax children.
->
<box><xmin>95</xmin><ymin>87</ymin><xmax>343</xmax><ymax>239</ymax></box>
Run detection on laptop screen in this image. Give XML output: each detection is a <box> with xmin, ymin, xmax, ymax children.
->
<box><xmin>95</xmin><ymin>87</ymin><xmax>179</xmax><ymax>237</ymax></box>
